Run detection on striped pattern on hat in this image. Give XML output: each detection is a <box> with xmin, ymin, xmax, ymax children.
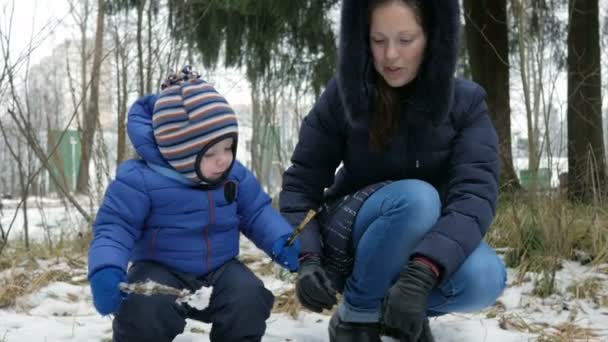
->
<box><xmin>152</xmin><ymin>79</ymin><xmax>238</xmax><ymax>183</ymax></box>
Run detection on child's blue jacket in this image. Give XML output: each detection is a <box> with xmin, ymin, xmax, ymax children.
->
<box><xmin>88</xmin><ymin>95</ymin><xmax>292</xmax><ymax>277</ymax></box>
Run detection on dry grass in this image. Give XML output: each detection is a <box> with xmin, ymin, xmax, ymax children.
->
<box><xmin>485</xmin><ymin>300</ymin><xmax>506</xmax><ymax>319</ymax></box>
<box><xmin>238</xmin><ymin>253</ymin><xmax>262</xmax><ymax>266</ymax></box>
<box><xmin>537</xmin><ymin>322</ymin><xmax>600</xmax><ymax>341</ymax></box>
<box><xmin>257</xmin><ymin>261</ymin><xmax>278</xmax><ymax>276</ymax></box>
<box><xmin>567</xmin><ymin>277</ymin><xmax>607</xmax><ymax>307</ymax></box>
<box><xmin>498</xmin><ymin>313</ymin><xmax>548</xmax><ymax>334</ymax></box>
<box><xmin>0</xmin><ymin>238</ymin><xmax>88</xmax><ymax>309</ymax></box>
<box><xmin>272</xmin><ymin>287</ymin><xmax>341</xmax><ymax>319</ymax></box>
<box><xmin>488</xmin><ymin>191</ymin><xmax>608</xmax><ymax>297</ymax></box>
<box><xmin>273</xmin><ymin>287</ymin><xmax>302</xmax><ymax>319</ymax></box>
<box><xmin>238</xmin><ymin>253</ymin><xmax>276</xmax><ymax>276</ymax></box>
<box><xmin>0</xmin><ymin>267</ymin><xmax>73</xmax><ymax>308</ymax></box>
<box><xmin>0</xmin><ymin>271</ymin><xmax>30</xmax><ymax>308</ymax></box>
<box><xmin>498</xmin><ymin>311</ymin><xmax>605</xmax><ymax>341</ymax></box>
<box><xmin>490</xmin><ymin>192</ymin><xmax>608</xmax><ymax>265</ymax></box>
<box><xmin>0</xmin><ymin>258</ymin><xmax>12</xmax><ymax>272</ymax></box>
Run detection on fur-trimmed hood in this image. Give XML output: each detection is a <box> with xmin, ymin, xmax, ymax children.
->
<box><xmin>337</xmin><ymin>0</ymin><xmax>461</xmax><ymax>125</ymax></box>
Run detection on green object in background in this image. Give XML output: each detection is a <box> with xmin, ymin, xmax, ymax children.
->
<box><xmin>48</xmin><ymin>130</ymin><xmax>81</xmax><ymax>192</ymax></box>
<box><xmin>519</xmin><ymin>168</ymin><xmax>551</xmax><ymax>190</ymax></box>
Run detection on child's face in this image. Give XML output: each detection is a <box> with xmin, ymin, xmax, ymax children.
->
<box><xmin>198</xmin><ymin>137</ymin><xmax>235</xmax><ymax>181</ymax></box>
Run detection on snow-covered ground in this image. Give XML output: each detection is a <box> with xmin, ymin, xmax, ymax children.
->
<box><xmin>1</xmin><ymin>203</ymin><xmax>607</xmax><ymax>341</ymax></box>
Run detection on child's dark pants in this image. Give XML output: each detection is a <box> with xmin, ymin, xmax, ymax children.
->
<box><xmin>112</xmin><ymin>259</ymin><xmax>274</xmax><ymax>342</ymax></box>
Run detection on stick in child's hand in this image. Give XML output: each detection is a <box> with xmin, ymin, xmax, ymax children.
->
<box><xmin>284</xmin><ymin>208</ymin><xmax>319</xmax><ymax>247</ymax></box>
<box><xmin>119</xmin><ymin>280</ymin><xmax>212</xmax><ymax>310</ymax></box>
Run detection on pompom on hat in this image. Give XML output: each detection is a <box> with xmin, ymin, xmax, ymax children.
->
<box><xmin>153</xmin><ymin>66</ymin><xmax>238</xmax><ymax>185</ymax></box>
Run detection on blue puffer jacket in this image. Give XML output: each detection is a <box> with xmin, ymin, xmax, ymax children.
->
<box><xmin>88</xmin><ymin>95</ymin><xmax>293</xmax><ymax>277</ymax></box>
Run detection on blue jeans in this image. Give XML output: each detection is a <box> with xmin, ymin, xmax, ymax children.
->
<box><xmin>338</xmin><ymin>180</ymin><xmax>507</xmax><ymax>322</ymax></box>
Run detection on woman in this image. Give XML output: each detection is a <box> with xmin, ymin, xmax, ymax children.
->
<box><xmin>279</xmin><ymin>0</ymin><xmax>507</xmax><ymax>341</ymax></box>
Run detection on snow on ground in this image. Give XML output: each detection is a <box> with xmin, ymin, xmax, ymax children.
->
<box><xmin>0</xmin><ymin>204</ymin><xmax>607</xmax><ymax>341</ymax></box>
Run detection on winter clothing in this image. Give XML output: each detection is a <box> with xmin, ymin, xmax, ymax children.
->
<box><xmin>279</xmin><ymin>0</ymin><xmax>505</xmax><ymax>338</ymax></box>
<box><xmin>329</xmin><ymin>311</ymin><xmax>381</xmax><ymax>342</ymax></box>
<box><xmin>160</xmin><ymin>65</ymin><xmax>201</xmax><ymax>90</ymax></box>
<box><xmin>383</xmin><ymin>319</ymin><xmax>435</xmax><ymax>342</ymax></box>
<box><xmin>280</xmin><ymin>0</ymin><xmax>500</xmax><ymax>285</ymax></box>
<box><xmin>416</xmin><ymin>320</ymin><xmax>436</xmax><ymax>342</ymax></box>
<box><xmin>295</xmin><ymin>256</ymin><xmax>337</xmax><ymax>313</ymax></box>
<box><xmin>89</xmin><ymin>267</ymin><xmax>126</xmax><ymax>315</ymax></box>
<box><xmin>112</xmin><ymin>259</ymin><xmax>273</xmax><ymax>342</ymax></box>
<box><xmin>88</xmin><ymin>77</ymin><xmax>298</xmax><ymax>339</ymax></box>
<box><xmin>382</xmin><ymin>260</ymin><xmax>439</xmax><ymax>341</ymax></box>
<box><xmin>321</xmin><ymin>180</ymin><xmax>507</xmax><ymax>338</ymax></box>
<box><xmin>88</xmin><ymin>94</ymin><xmax>296</xmax><ymax>278</ymax></box>
<box><xmin>336</xmin><ymin>180</ymin><xmax>441</xmax><ymax>323</ymax></box>
<box><xmin>327</xmin><ymin>180</ymin><xmax>506</xmax><ymax>326</ymax></box>
<box><xmin>319</xmin><ymin>181</ymin><xmax>390</xmax><ymax>290</ymax></box>
<box><xmin>338</xmin><ymin>0</ymin><xmax>460</xmax><ymax>126</ymax></box>
<box><xmin>271</xmin><ymin>235</ymin><xmax>300</xmax><ymax>272</ymax></box>
<box><xmin>152</xmin><ymin>77</ymin><xmax>238</xmax><ymax>185</ymax></box>
<box><xmin>426</xmin><ymin>242</ymin><xmax>506</xmax><ymax>316</ymax></box>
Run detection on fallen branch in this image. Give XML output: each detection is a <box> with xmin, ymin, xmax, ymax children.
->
<box><xmin>119</xmin><ymin>280</ymin><xmax>212</xmax><ymax>310</ymax></box>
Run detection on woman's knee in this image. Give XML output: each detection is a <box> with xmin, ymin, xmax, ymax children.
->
<box><xmin>452</xmin><ymin>245</ymin><xmax>507</xmax><ymax>310</ymax></box>
<box><xmin>376</xmin><ymin>180</ymin><xmax>441</xmax><ymax>229</ymax></box>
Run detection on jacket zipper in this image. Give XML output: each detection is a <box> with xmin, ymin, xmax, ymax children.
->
<box><xmin>204</xmin><ymin>191</ymin><xmax>214</xmax><ymax>272</ymax></box>
<box><xmin>149</xmin><ymin>228</ymin><xmax>159</xmax><ymax>258</ymax></box>
<box><xmin>403</xmin><ymin>122</ymin><xmax>410</xmax><ymax>175</ymax></box>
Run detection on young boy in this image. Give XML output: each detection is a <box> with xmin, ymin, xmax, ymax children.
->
<box><xmin>88</xmin><ymin>67</ymin><xmax>300</xmax><ymax>342</ymax></box>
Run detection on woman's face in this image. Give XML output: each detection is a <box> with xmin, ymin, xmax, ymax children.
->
<box><xmin>369</xmin><ymin>1</ymin><xmax>427</xmax><ymax>88</ymax></box>
<box><xmin>198</xmin><ymin>137</ymin><xmax>234</xmax><ymax>180</ymax></box>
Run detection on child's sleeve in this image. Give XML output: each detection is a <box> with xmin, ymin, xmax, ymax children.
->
<box><xmin>236</xmin><ymin>163</ymin><xmax>293</xmax><ymax>256</ymax></box>
<box><xmin>88</xmin><ymin>161</ymin><xmax>151</xmax><ymax>277</ymax></box>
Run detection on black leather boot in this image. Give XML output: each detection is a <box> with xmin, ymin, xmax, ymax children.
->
<box><xmin>328</xmin><ymin>312</ymin><xmax>382</xmax><ymax>342</ymax></box>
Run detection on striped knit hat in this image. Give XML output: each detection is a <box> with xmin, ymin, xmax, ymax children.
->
<box><xmin>152</xmin><ymin>73</ymin><xmax>238</xmax><ymax>185</ymax></box>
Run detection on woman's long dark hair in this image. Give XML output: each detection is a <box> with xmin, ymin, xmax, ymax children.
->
<box><xmin>368</xmin><ymin>0</ymin><xmax>429</xmax><ymax>151</ymax></box>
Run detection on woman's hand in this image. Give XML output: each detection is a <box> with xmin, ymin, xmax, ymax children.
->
<box><xmin>381</xmin><ymin>259</ymin><xmax>438</xmax><ymax>340</ymax></box>
<box><xmin>295</xmin><ymin>255</ymin><xmax>337</xmax><ymax>312</ymax></box>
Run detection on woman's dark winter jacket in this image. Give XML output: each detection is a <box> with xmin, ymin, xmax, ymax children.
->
<box><xmin>279</xmin><ymin>0</ymin><xmax>500</xmax><ymax>280</ymax></box>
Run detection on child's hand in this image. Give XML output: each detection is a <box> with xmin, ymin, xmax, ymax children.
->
<box><xmin>271</xmin><ymin>235</ymin><xmax>300</xmax><ymax>272</ymax></box>
<box><xmin>89</xmin><ymin>267</ymin><xmax>127</xmax><ymax>315</ymax></box>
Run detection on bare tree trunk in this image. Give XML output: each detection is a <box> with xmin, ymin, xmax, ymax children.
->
<box><xmin>0</xmin><ymin>126</ymin><xmax>19</xmax><ymax>243</ymax></box>
<box><xmin>567</xmin><ymin>0</ymin><xmax>606</xmax><ymax>202</ymax></box>
<box><xmin>513</xmin><ymin>0</ymin><xmax>539</xmax><ymax>174</ymax></box>
<box><xmin>77</xmin><ymin>0</ymin><xmax>106</xmax><ymax>194</ymax></box>
<box><xmin>112</xmin><ymin>9</ymin><xmax>129</xmax><ymax>165</ymax></box>
<box><xmin>113</xmin><ymin>31</ymin><xmax>124</xmax><ymax>164</ymax></box>
<box><xmin>250</xmin><ymin>80</ymin><xmax>262</xmax><ymax>179</ymax></box>
<box><xmin>464</xmin><ymin>0</ymin><xmax>521</xmax><ymax>191</ymax></box>
<box><xmin>0</xmin><ymin>123</ymin><xmax>30</xmax><ymax>249</ymax></box>
<box><xmin>68</xmin><ymin>0</ymin><xmax>91</xmax><ymax>133</ymax></box>
<box><xmin>137</xmin><ymin>0</ymin><xmax>146</xmax><ymax>96</ymax></box>
<box><xmin>18</xmin><ymin>140</ymin><xmax>29</xmax><ymax>250</ymax></box>
<box><xmin>510</xmin><ymin>0</ymin><xmax>564</xmax><ymax>191</ymax></box>
<box><xmin>146</xmin><ymin>0</ymin><xmax>153</xmax><ymax>94</ymax></box>
<box><xmin>4</xmin><ymin>100</ymin><xmax>93</xmax><ymax>221</ymax></box>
